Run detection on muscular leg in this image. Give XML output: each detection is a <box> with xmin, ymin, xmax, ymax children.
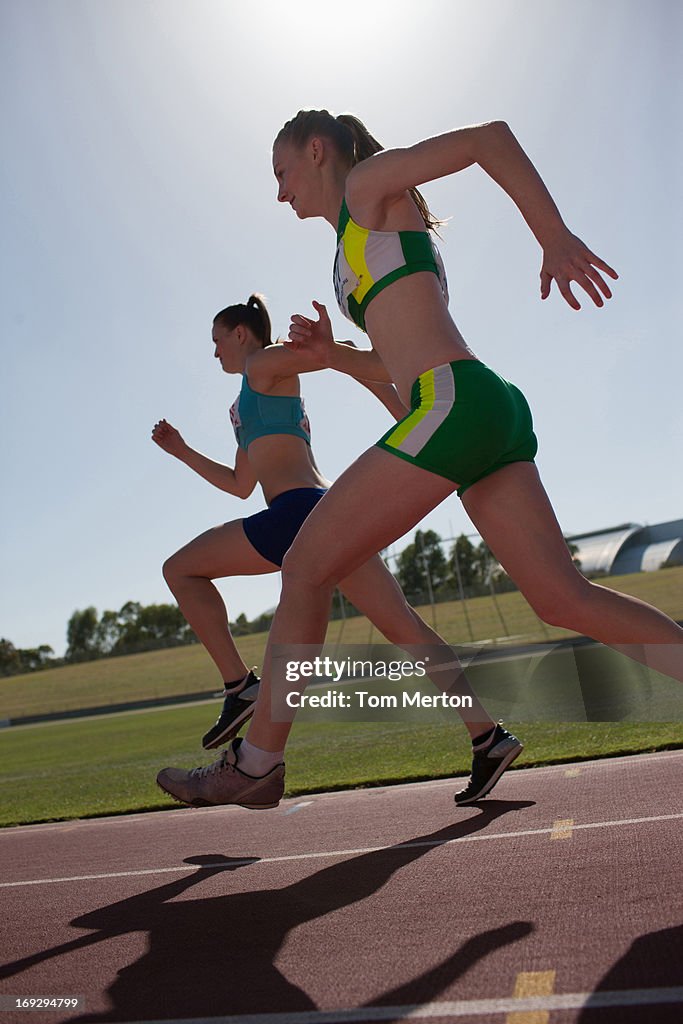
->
<box><xmin>163</xmin><ymin>520</ymin><xmax>278</xmax><ymax>682</ymax></box>
<box><xmin>336</xmin><ymin>555</ymin><xmax>493</xmax><ymax>736</ymax></box>
<box><xmin>462</xmin><ymin>462</ymin><xmax>683</xmax><ymax>680</ymax></box>
<box><xmin>246</xmin><ymin>447</ymin><xmax>460</xmax><ymax>751</ymax></box>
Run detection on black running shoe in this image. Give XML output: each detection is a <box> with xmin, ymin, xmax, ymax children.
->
<box><xmin>202</xmin><ymin>670</ymin><xmax>260</xmax><ymax>749</ymax></box>
<box><xmin>454</xmin><ymin>723</ymin><xmax>523</xmax><ymax>805</ymax></box>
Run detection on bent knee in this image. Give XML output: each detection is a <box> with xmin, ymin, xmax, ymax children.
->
<box><xmin>162</xmin><ymin>551</ymin><xmax>187</xmax><ymax>588</ymax></box>
<box><xmin>280</xmin><ymin>546</ymin><xmax>338</xmax><ymax>592</ymax></box>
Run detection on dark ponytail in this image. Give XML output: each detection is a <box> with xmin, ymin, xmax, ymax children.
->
<box><xmin>275</xmin><ymin>108</ymin><xmax>443</xmax><ymax>232</ymax></box>
<box><xmin>213</xmin><ymin>293</ymin><xmax>272</xmax><ymax>347</ymax></box>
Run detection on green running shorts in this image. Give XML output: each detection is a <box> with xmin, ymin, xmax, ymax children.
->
<box><xmin>376</xmin><ymin>359</ymin><xmax>538</xmax><ymax>497</ymax></box>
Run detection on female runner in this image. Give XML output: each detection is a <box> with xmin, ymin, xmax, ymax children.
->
<box><xmin>156</xmin><ymin>293</ymin><xmax>508</xmax><ymax>803</ymax></box>
<box><xmin>159</xmin><ymin>113</ymin><xmax>682</xmax><ymax>811</ymax></box>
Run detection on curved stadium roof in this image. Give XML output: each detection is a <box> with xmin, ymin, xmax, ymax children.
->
<box><xmin>568</xmin><ymin>519</ymin><xmax>683</xmax><ymax>576</ymax></box>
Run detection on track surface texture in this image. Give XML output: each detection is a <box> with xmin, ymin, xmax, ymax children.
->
<box><xmin>1</xmin><ymin>751</ymin><xmax>682</xmax><ymax>1024</ymax></box>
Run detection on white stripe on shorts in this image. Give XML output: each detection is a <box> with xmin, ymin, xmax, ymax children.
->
<box><xmin>396</xmin><ymin>364</ymin><xmax>455</xmax><ymax>457</ymax></box>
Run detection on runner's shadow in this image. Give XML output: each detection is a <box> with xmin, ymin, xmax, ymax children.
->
<box><xmin>1</xmin><ymin>800</ymin><xmax>535</xmax><ymax>1021</ymax></box>
<box><xmin>577</xmin><ymin>924</ymin><xmax>683</xmax><ymax>1024</ymax></box>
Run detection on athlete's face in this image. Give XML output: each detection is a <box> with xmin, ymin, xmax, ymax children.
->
<box><xmin>273</xmin><ymin>139</ymin><xmax>317</xmax><ymax>218</ymax></box>
<box><xmin>212</xmin><ymin>323</ymin><xmax>241</xmax><ymax>374</ymax></box>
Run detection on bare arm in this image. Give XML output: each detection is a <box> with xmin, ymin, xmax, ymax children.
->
<box><xmin>285</xmin><ymin>301</ymin><xmax>393</xmax><ymax>382</ymax></box>
<box><xmin>285</xmin><ymin>304</ymin><xmax>406</xmax><ymax>417</ymax></box>
<box><xmin>336</xmin><ymin>341</ymin><xmax>408</xmax><ymax>420</ymax></box>
<box><xmin>245</xmin><ymin>321</ymin><xmax>392</xmax><ymax>392</ymax></box>
<box><xmin>151</xmin><ymin>419</ymin><xmax>257</xmax><ymax>498</ymax></box>
<box><xmin>348</xmin><ymin>120</ymin><xmax>618</xmax><ymax>310</ymax></box>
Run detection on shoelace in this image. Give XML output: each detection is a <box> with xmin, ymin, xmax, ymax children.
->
<box><xmin>213</xmin><ymin>682</ymin><xmax>249</xmax><ymax>723</ymax></box>
<box><xmin>191</xmin><ymin>749</ymin><xmax>236</xmax><ymax>779</ymax></box>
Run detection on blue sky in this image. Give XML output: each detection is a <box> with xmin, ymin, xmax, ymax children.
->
<box><xmin>1</xmin><ymin>0</ymin><xmax>681</xmax><ymax>656</ymax></box>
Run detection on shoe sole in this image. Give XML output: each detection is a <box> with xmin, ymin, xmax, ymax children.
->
<box><xmin>454</xmin><ymin>742</ymin><xmax>524</xmax><ymax>805</ymax></box>
<box><xmin>202</xmin><ymin>702</ymin><xmax>257</xmax><ymax>750</ymax></box>
<box><xmin>156</xmin><ymin>778</ymin><xmax>279</xmax><ymax>811</ymax></box>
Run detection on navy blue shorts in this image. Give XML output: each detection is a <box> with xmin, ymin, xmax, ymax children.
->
<box><xmin>241</xmin><ymin>487</ymin><xmax>328</xmax><ymax>567</ymax></box>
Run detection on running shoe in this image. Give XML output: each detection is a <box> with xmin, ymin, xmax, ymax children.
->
<box><xmin>454</xmin><ymin>723</ymin><xmax>523</xmax><ymax>805</ymax></box>
<box><xmin>157</xmin><ymin>738</ymin><xmax>284</xmax><ymax>809</ymax></box>
<box><xmin>202</xmin><ymin>670</ymin><xmax>260</xmax><ymax>749</ymax></box>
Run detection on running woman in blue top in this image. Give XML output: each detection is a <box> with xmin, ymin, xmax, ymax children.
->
<box><xmin>153</xmin><ymin>293</ymin><xmax>499</xmax><ymax>758</ymax></box>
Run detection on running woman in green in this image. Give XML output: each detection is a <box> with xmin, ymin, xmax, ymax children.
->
<box><xmin>160</xmin><ymin>112</ymin><xmax>683</xmax><ymax>811</ymax></box>
<box><xmin>155</xmin><ymin>292</ymin><xmax>508</xmax><ymax>799</ymax></box>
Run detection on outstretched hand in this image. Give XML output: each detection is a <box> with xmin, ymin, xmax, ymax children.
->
<box><xmin>152</xmin><ymin>418</ymin><xmax>186</xmax><ymax>458</ymax></box>
<box><xmin>540</xmin><ymin>229</ymin><xmax>618</xmax><ymax>310</ymax></box>
<box><xmin>284</xmin><ymin>301</ymin><xmax>336</xmax><ymax>369</ymax></box>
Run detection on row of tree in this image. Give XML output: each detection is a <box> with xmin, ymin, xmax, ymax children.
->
<box><xmin>65</xmin><ymin>602</ymin><xmax>197</xmax><ymax>662</ymax></box>
<box><xmin>393</xmin><ymin>530</ymin><xmax>508</xmax><ymax>606</ymax></box>
<box><xmin>0</xmin><ymin>639</ymin><xmax>56</xmax><ymax>677</ymax></box>
<box><xmin>0</xmin><ymin>601</ymin><xmax>198</xmax><ymax>676</ymax></box>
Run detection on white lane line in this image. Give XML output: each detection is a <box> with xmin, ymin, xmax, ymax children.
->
<box><xmin>479</xmin><ymin>748</ymin><xmax>683</xmax><ymax>780</ymax></box>
<box><xmin>1</xmin><ymin>811</ymin><xmax>681</xmax><ymax>889</ymax></box>
<box><xmin>283</xmin><ymin>802</ymin><xmax>314</xmax><ymax>816</ymax></box>
<box><xmin>82</xmin><ymin>986</ymin><xmax>683</xmax><ymax>1023</ymax></box>
<box><xmin>357</xmin><ymin>749</ymin><xmax>683</xmax><ymax>794</ymax></box>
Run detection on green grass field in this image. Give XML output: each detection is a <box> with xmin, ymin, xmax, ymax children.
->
<box><xmin>1</xmin><ymin>566</ymin><xmax>681</xmax><ymax>827</ymax></box>
<box><xmin>1</xmin><ymin>707</ymin><xmax>680</xmax><ymax>828</ymax></box>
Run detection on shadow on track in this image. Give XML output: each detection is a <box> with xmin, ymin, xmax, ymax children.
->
<box><xmin>577</xmin><ymin>924</ymin><xmax>683</xmax><ymax>1024</ymax></box>
<box><xmin>0</xmin><ymin>800</ymin><xmax>535</xmax><ymax>1021</ymax></box>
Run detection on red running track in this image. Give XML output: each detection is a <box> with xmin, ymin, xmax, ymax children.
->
<box><xmin>1</xmin><ymin>751</ymin><xmax>682</xmax><ymax>1024</ymax></box>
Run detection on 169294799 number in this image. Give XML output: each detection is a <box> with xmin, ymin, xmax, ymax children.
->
<box><xmin>2</xmin><ymin>997</ymin><xmax>84</xmax><ymax>1011</ymax></box>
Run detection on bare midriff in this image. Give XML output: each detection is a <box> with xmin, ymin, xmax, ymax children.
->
<box><xmin>364</xmin><ymin>271</ymin><xmax>478</xmax><ymax>407</ymax></box>
<box><xmin>247</xmin><ymin>434</ymin><xmax>330</xmax><ymax>506</ymax></box>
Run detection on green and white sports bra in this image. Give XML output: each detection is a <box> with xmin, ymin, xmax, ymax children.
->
<box><xmin>333</xmin><ymin>198</ymin><xmax>449</xmax><ymax>332</ymax></box>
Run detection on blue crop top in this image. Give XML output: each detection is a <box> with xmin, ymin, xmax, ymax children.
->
<box><xmin>229</xmin><ymin>376</ymin><xmax>311</xmax><ymax>451</ymax></box>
